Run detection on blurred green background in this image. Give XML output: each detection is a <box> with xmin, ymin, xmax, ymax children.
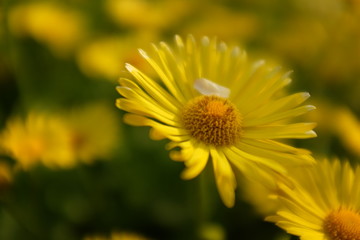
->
<box><xmin>1</xmin><ymin>0</ymin><xmax>360</xmax><ymax>239</ymax></box>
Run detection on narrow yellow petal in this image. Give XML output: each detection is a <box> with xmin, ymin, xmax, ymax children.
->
<box><xmin>125</xmin><ymin>64</ymin><xmax>181</xmax><ymax>111</ymax></box>
<box><xmin>117</xmin><ymin>98</ymin><xmax>184</xmax><ymax>130</ymax></box>
<box><xmin>181</xmin><ymin>144</ymin><xmax>209</xmax><ymax>180</ymax></box>
<box><xmin>244</xmin><ymin>139</ymin><xmax>312</xmax><ymax>156</ymax></box>
<box><xmin>243</xmin><ymin>123</ymin><xmax>317</xmax><ymax>139</ymax></box>
<box><xmin>168</xmin><ymin>140</ymin><xmax>195</xmax><ymax>162</ymax></box>
<box><xmin>210</xmin><ymin>148</ymin><xmax>236</xmax><ymax>208</ymax></box>
<box><xmin>140</xmin><ymin>46</ymin><xmax>187</xmax><ymax>103</ymax></box>
<box><xmin>227</xmin><ymin>145</ymin><xmax>287</xmax><ymax>174</ymax></box>
<box><xmin>116</xmin><ymin>87</ymin><xmax>181</xmax><ymax>126</ymax></box>
<box><xmin>244</xmin><ymin>92</ymin><xmax>311</xmax><ymax>120</ymax></box>
<box><xmin>244</xmin><ymin>105</ymin><xmax>316</xmax><ymax>127</ymax></box>
<box><xmin>237</xmin><ymin>140</ymin><xmax>315</xmax><ymax>166</ymax></box>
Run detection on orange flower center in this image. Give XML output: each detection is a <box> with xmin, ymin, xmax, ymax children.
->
<box><xmin>324</xmin><ymin>209</ymin><xmax>360</xmax><ymax>240</ymax></box>
<box><xmin>181</xmin><ymin>95</ymin><xmax>242</xmax><ymax>146</ymax></box>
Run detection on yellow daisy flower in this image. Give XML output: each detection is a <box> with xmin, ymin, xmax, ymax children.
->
<box><xmin>0</xmin><ymin>112</ymin><xmax>74</xmax><ymax>169</ymax></box>
<box><xmin>267</xmin><ymin>159</ymin><xmax>360</xmax><ymax>240</ymax></box>
<box><xmin>116</xmin><ymin>35</ymin><xmax>316</xmax><ymax>207</ymax></box>
<box><xmin>8</xmin><ymin>2</ymin><xmax>85</xmax><ymax>57</ymax></box>
<box><xmin>105</xmin><ymin>0</ymin><xmax>191</xmax><ymax>30</ymax></box>
<box><xmin>76</xmin><ymin>33</ymin><xmax>157</xmax><ymax>81</ymax></box>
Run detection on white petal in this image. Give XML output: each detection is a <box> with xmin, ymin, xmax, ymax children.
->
<box><xmin>194</xmin><ymin>78</ymin><xmax>230</xmax><ymax>98</ymax></box>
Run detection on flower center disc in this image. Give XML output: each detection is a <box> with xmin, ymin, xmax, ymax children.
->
<box><xmin>182</xmin><ymin>95</ymin><xmax>242</xmax><ymax>146</ymax></box>
<box><xmin>324</xmin><ymin>209</ymin><xmax>360</xmax><ymax>240</ymax></box>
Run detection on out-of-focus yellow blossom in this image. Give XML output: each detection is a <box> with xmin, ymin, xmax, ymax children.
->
<box><xmin>76</xmin><ymin>36</ymin><xmax>124</xmax><ymax>81</ymax></box>
<box><xmin>334</xmin><ymin>107</ymin><xmax>360</xmax><ymax>157</ymax></box>
<box><xmin>105</xmin><ymin>0</ymin><xmax>192</xmax><ymax>30</ymax></box>
<box><xmin>181</xmin><ymin>5</ymin><xmax>259</xmax><ymax>42</ymax></box>
<box><xmin>76</xmin><ymin>33</ymin><xmax>157</xmax><ymax>81</ymax></box>
<box><xmin>307</xmin><ymin>99</ymin><xmax>360</xmax><ymax>157</ymax></box>
<box><xmin>306</xmin><ymin>99</ymin><xmax>336</xmax><ymax>132</ymax></box>
<box><xmin>84</xmin><ymin>231</ymin><xmax>150</xmax><ymax>240</ymax></box>
<box><xmin>8</xmin><ymin>2</ymin><xmax>85</xmax><ymax>57</ymax></box>
<box><xmin>239</xmin><ymin>174</ymin><xmax>279</xmax><ymax>217</ymax></box>
<box><xmin>0</xmin><ymin>113</ymin><xmax>75</xmax><ymax>169</ymax></box>
<box><xmin>0</xmin><ymin>103</ymin><xmax>120</xmax><ymax>170</ymax></box>
<box><xmin>238</xmin><ymin>154</ymin><xmax>304</xmax><ymax>217</ymax></box>
<box><xmin>65</xmin><ymin>103</ymin><xmax>121</xmax><ymax>164</ymax></box>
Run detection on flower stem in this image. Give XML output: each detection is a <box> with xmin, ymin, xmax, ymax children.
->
<box><xmin>196</xmin><ymin>165</ymin><xmax>214</xmax><ymax>238</ymax></box>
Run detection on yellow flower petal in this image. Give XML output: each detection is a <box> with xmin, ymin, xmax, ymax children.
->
<box><xmin>243</xmin><ymin>123</ymin><xmax>317</xmax><ymax>139</ymax></box>
<box><xmin>181</xmin><ymin>144</ymin><xmax>209</xmax><ymax>180</ymax></box>
<box><xmin>210</xmin><ymin>147</ymin><xmax>236</xmax><ymax>208</ymax></box>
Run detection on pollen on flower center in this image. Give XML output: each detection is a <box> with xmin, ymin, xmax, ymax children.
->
<box><xmin>181</xmin><ymin>95</ymin><xmax>242</xmax><ymax>146</ymax></box>
<box><xmin>323</xmin><ymin>209</ymin><xmax>360</xmax><ymax>240</ymax></box>
<box><xmin>206</xmin><ymin>100</ymin><xmax>228</xmax><ymax>116</ymax></box>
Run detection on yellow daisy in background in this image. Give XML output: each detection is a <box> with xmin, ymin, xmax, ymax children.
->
<box><xmin>181</xmin><ymin>4</ymin><xmax>259</xmax><ymax>42</ymax></box>
<box><xmin>238</xmin><ymin>170</ymin><xmax>280</xmax><ymax>217</ymax></box>
<box><xmin>65</xmin><ymin>102</ymin><xmax>122</xmax><ymax>164</ymax></box>
<box><xmin>116</xmin><ymin>35</ymin><xmax>316</xmax><ymax>207</ymax></box>
<box><xmin>307</xmin><ymin>99</ymin><xmax>360</xmax><ymax>158</ymax></box>
<box><xmin>105</xmin><ymin>0</ymin><xmax>191</xmax><ymax>30</ymax></box>
<box><xmin>267</xmin><ymin>159</ymin><xmax>360</xmax><ymax>240</ymax></box>
<box><xmin>0</xmin><ymin>103</ymin><xmax>121</xmax><ymax>170</ymax></box>
<box><xmin>8</xmin><ymin>2</ymin><xmax>85</xmax><ymax>57</ymax></box>
<box><xmin>76</xmin><ymin>33</ymin><xmax>157</xmax><ymax>81</ymax></box>
<box><xmin>334</xmin><ymin>106</ymin><xmax>360</xmax><ymax>157</ymax></box>
<box><xmin>0</xmin><ymin>112</ymin><xmax>74</xmax><ymax>169</ymax></box>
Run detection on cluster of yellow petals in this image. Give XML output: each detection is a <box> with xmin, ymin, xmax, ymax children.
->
<box><xmin>0</xmin><ymin>104</ymin><xmax>120</xmax><ymax>169</ymax></box>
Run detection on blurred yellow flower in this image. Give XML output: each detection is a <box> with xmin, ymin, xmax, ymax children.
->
<box><xmin>66</xmin><ymin>103</ymin><xmax>121</xmax><ymax>164</ymax></box>
<box><xmin>239</xmin><ymin>172</ymin><xmax>280</xmax><ymax>217</ymax></box>
<box><xmin>0</xmin><ymin>103</ymin><xmax>120</xmax><ymax>169</ymax></box>
<box><xmin>334</xmin><ymin>107</ymin><xmax>360</xmax><ymax>157</ymax></box>
<box><xmin>181</xmin><ymin>5</ymin><xmax>259</xmax><ymax>42</ymax></box>
<box><xmin>0</xmin><ymin>113</ymin><xmax>74</xmax><ymax>169</ymax></box>
<box><xmin>8</xmin><ymin>2</ymin><xmax>85</xmax><ymax>57</ymax></box>
<box><xmin>116</xmin><ymin>35</ymin><xmax>316</xmax><ymax>207</ymax></box>
<box><xmin>76</xmin><ymin>34</ymin><xmax>157</xmax><ymax>81</ymax></box>
<box><xmin>307</xmin><ymin>99</ymin><xmax>360</xmax><ymax>157</ymax></box>
<box><xmin>267</xmin><ymin>159</ymin><xmax>360</xmax><ymax>240</ymax></box>
<box><xmin>105</xmin><ymin>0</ymin><xmax>191</xmax><ymax>30</ymax></box>
<box><xmin>306</xmin><ymin>99</ymin><xmax>336</xmax><ymax>132</ymax></box>
<box><xmin>84</xmin><ymin>231</ymin><xmax>150</xmax><ymax>240</ymax></box>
